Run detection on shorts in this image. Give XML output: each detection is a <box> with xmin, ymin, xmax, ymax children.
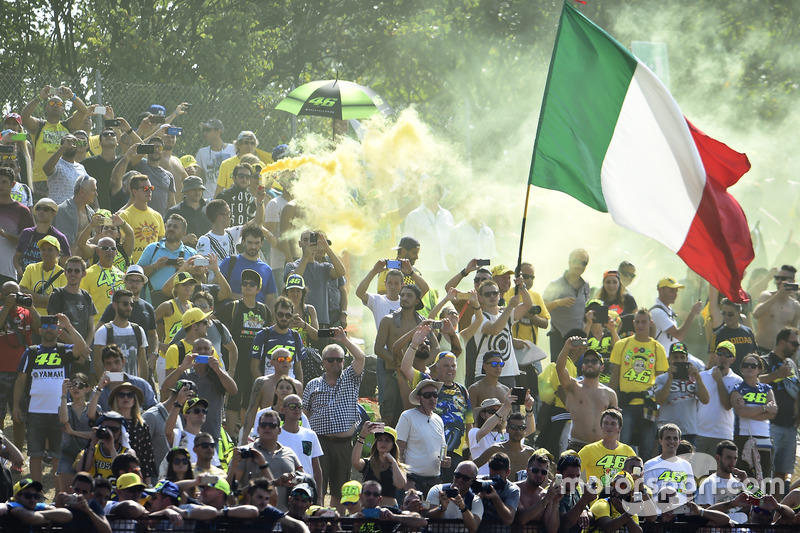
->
<box><xmin>27</xmin><ymin>412</ymin><xmax>63</xmax><ymax>458</ymax></box>
<box><xmin>770</xmin><ymin>424</ymin><xmax>797</xmax><ymax>474</ymax></box>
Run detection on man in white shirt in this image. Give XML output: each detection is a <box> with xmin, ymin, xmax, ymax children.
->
<box><xmin>195</xmin><ymin>119</ymin><xmax>235</xmax><ymax>201</ymax></box>
<box><xmin>695</xmin><ymin>348</ymin><xmax>743</xmax><ymax>457</ymax></box>
<box><xmin>278</xmin><ymin>394</ymin><xmax>323</xmax><ymax>493</ymax></box>
<box><xmin>650</xmin><ymin>276</ymin><xmax>703</xmax><ymax>351</ymax></box>
<box><xmin>696</xmin><ymin>440</ymin><xmax>748</xmax><ymax>523</ymax></box>
<box><xmin>643</xmin><ymin>424</ymin><xmax>694</xmax><ymax>501</ymax></box>
<box><xmin>402</xmin><ymin>182</ymin><xmax>453</xmax><ymax>275</ymax></box>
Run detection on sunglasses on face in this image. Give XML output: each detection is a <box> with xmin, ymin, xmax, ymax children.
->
<box><xmin>484</xmin><ymin>409</ymin><xmax>498</xmax><ymax>416</ymax></box>
<box><xmin>101</xmin><ymin>132</ymin><xmax>116</xmax><ymax>138</ymax></box>
<box><xmin>71</xmin><ymin>381</ymin><xmax>88</xmax><ymax>389</ymax></box>
<box><xmin>716</xmin><ymin>351</ymin><xmax>735</xmax><ymax>358</ymax></box>
<box><xmin>137</xmin><ymin>185</ymin><xmax>155</xmax><ymax>192</ymax></box>
<box><xmin>47</xmin><ymin>101</ymin><xmax>64</xmax><ymax>107</ymax></box>
<box><xmin>259</xmin><ymin>421</ymin><xmax>280</xmax><ymax>429</ymax></box>
<box><xmin>284</xmin><ymin>403</ymin><xmax>302</xmax><ymax>410</ymax></box>
<box><xmin>195</xmin><ymin>441</ymin><xmax>215</xmax><ymax>449</ymax></box>
<box><xmin>508</xmin><ymin>424</ymin><xmax>526</xmax><ymax>431</ymax></box>
<box><xmin>453</xmin><ymin>472</ymin><xmax>473</xmax><ymax>482</ymax></box>
<box><xmin>190</xmin><ymin>408</ymin><xmax>208</xmax><ymax>415</ymax></box>
<box><xmin>419</xmin><ymin>391</ymin><xmax>439</xmax><ymax>399</ymax></box>
<box><xmin>234</xmin><ymin>173</ymin><xmax>252</xmax><ymax>179</ymax></box>
<box><xmin>274</xmin><ymin>356</ymin><xmax>292</xmax><ymax>363</ymax></box>
<box><xmin>116</xmin><ymin>391</ymin><xmax>137</xmax><ymax>399</ymax></box>
<box><xmin>42</xmin><ymin>323</ymin><xmax>59</xmax><ymax>331</ymax></box>
<box><xmin>172</xmin><ymin>458</ymin><xmax>190</xmax><ymax>465</ymax></box>
<box><xmin>740</xmin><ymin>362</ymin><xmax>759</xmax><ymax>369</ymax></box>
<box><xmin>241</xmin><ymin>280</ymin><xmax>259</xmax><ymax>287</ymax></box>
<box><xmin>276</xmin><ymin>311</ymin><xmax>293</xmax><ymax>319</ymax></box>
<box><xmin>722</xmin><ymin>311</ymin><xmax>737</xmax><ymax>317</ymax></box>
<box><xmin>482</xmin><ymin>291</ymin><xmax>499</xmax><ymax>297</ymax></box>
<box><xmin>486</xmin><ymin>360</ymin><xmax>505</xmax><ymax>368</ymax></box>
<box><xmin>528</xmin><ymin>467</ymin><xmax>548</xmax><ymax>475</ymax></box>
<box><xmin>240</xmin><ymin>140</ymin><xmax>256</xmax><ymax>145</ymax></box>
<box><xmin>362</xmin><ymin>490</ymin><xmax>381</xmax><ymax>497</ymax></box>
<box><xmin>787</xmin><ymin>341</ymin><xmax>800</xmax><ymax>349</ymax></box>
<box><xmin>35</xmin><ymin>205</ymin><xmax>53</xmax><ymax>212</ymax></box>
<box><xmin>65</xmin><ymin>267</ymin><xmax>83</xmax><ymax>274</ymax></box>
<box><xmin>292</xmin><ymin>492</ymin><xmax>312</xmax><ymax>501</ymax></box>
<box><xmin>98</xmin><ymin>246</ymin><xmax>116</xmax><ymax>252</ymax></box>
<box><xmin>775</xmin><ymin>275</ymin><xmax>793</xmax><ymax>281</ymax></box>
<box><xmin>474</xmin><ymin>277</ymin><xmax>491</xmax><ymax>284</ymax></box>
<box><xmin>325</xmin><ymin>357</ymin><xmax>344</xmax><ymax>363</ymax></box>
<box><xmin>1</xmin><ymin>155</ymin><xmax>17</xmax><ymax>161</ymax></box>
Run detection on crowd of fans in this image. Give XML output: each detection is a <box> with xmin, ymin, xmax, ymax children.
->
<box><xmin>0</xmin><ymin>85</ymin><xmax>798</xmax><ymax>532</ymax></box>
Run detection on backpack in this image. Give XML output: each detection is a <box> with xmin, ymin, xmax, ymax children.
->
<box><xmin>104</xmin><ymin>322</ymin><xmax>144</xmax><ymax>349</ymax></box>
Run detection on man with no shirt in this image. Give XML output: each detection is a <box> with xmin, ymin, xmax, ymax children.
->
<box><xmin>468</xmin><ymin>352</ymin><xmax>509</xmax><ymax>410</ymax></box>
<box><xmin>752</xmin><ymin>265</ymin><xmax>800</xmax><ymax>352</ymax></box>
<box><xmin>557</xmin><ymin>340</ymin><xmax>617</xmax><ymax>452</ymax></box>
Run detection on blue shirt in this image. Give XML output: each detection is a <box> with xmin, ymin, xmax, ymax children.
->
<box><xmin>219</xmin><ymin>255</ymin><xmax>277</xmax><ymax>304</ymax></box>
<box><xmin>249</xmin><ymin>327</ymin><xmax>304</xmax><ymax>376</ymax></box>
<box><xmin>137</xmin><ymin>240</ymin><xmax>198</xmax><ymax>295</ymax></box>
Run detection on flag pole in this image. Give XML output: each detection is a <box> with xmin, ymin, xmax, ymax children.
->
<box><xmin>514</xmin><ymin>184</ymin><xmax>533</xmax><ymax>291</ymax></box>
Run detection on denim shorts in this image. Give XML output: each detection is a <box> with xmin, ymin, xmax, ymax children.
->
<box><xmin>27</xmin><ymin>412</ymin><xmax>63</xmax><ymax>458</ymax></box>
<box><xmin>770</xmin><ymin>424</ymin><xmax>797</xmax><ymax>474</ymax></box>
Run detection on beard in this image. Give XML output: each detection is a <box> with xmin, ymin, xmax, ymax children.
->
<box><xmin>583</xmin><ymin>366</ymin><xmax>602</xmax><ymax>379</ymax></box>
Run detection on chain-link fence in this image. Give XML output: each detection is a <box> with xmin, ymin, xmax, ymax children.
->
<box><xmin>0</xmin><ymin>71</ymin><xmax>329</xmax><ymax>158</ymax></box>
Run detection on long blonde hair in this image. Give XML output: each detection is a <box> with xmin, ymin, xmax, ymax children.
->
<box><xmin>113</xmin><ymin>392</ymin><xmax>144</xmax><ymax>425</ymax></box>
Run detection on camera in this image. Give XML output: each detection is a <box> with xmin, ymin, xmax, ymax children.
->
<box><xmin>571</xmin><ymin>338</ymin><xmax>587</xmax><ymax>347</ymax></box>
<box><xmin>431</xmin><ymin>321</ymin><xmax>443</xmax><ymax>330</ymax></box>
<box><xmin>239</xmin><ymin>447</ymin><xmax>252</xmax><ymax>459</ymax></box>
<box><xmin>165</xmin><ymin>258</ymin><xmax>179</xmax><ymax>266</ymax></box>
<box><xmin>471</xmin><ymin>476</ymin><xmax>505</xmax><ymax>494</ymax></box>
<box><xmin>166</xmin><ymin>127</ymin><xmax>183</xmax><ymax>136</ymax></box>
<box><xmin>137</xmin><ymin>144</ymin><xmax>156</xmax><ymax>154</ymax></box>
<box><xmin>94</xmin><ymin>106</ymin><xmax>107</xmax><ymax>115</ymax></box>
<box><xmin>476</xmin><ymin>259</ymin><xmax>490</xmax><ymax>267</ymax></box>
<box><xmin>318</xmin><ymin>329</ymin><xmax>335</xmax><ymax>338</ymax></box>
<box><xmin>96</xmin><ymin>427</ymin><xmax>110</xmax><ymax>440</ymax></box>
<box><xmin>783</xmin><ymin>282</ymin><xmax>799</xmax><ymax>291</ymax></box>
<box><xmin>104</xmin><ymin>119</ymin><xmax>121</xmax><ymax>128</ymax></box>
<box><xmin>194</xmin><ymin>257</ymin><xmax>209</xmax><ymax>267</ymax></box>
<box><xmin>530</xmin><ymin>305</ymin><xmax>542</xmax><ymax>315</ymax></box>
<box><xmin>444</xmin><ymin>487</ymin><xmax>459</xmax><ymax>498</ymax></box>
<box><xmin>673</xmin><ymin>362</ymin><xmax>690</xmax><ymax>380</ymax></box>
<box><xmin>15</xmin><ymin>294</ymin><xmax>32</xmax><ymax>307</ymax></box>
<box><xmin>309</xmin><ymin>232</ymin><xmax>318</xmax><ymax>245</ymax></box>
<box><xmin>63</xmin><ymin>494</ymin><xmax>80</xmax><ymax>506</ymax></box>
<box><xmin>386</xmin><ymin>259</ymin><xmax>402</xmax><ymax>270</ymax></box>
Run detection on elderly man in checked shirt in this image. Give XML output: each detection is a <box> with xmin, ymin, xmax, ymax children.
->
<box><xmin>302</xmin><ymin>327</ymin><xmax>366</xmax><ymax>513</ymax></box>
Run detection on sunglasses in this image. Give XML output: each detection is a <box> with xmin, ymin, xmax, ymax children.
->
<box><xmin>292</xmin><ymin>492</ymin><xmax>312</xmax><ymax>501</ymax></box>
<box><xmin>716</xmin><ymin>351</ymin><xmax>735</xmax><ymax>358</ymax></box>
<box><xmin>528</xmin><ymin>467</ymin><xmax>548</xmax><ymax>475</ymax></box>
<box><xmin>259</xmin><ymin>421</ymin><xmax>280</xmax><ymax>429</ymax></box>
<box><xmin>47</xmin><ymin>101</ymin><xmax>64</xmax><ymax>107</ymax></box>
<box><xmin>722</xmin><ymin>311</ymin><xmax>737</xmax><ymax>317</ymax></box>
<box><xmin>482</xmin><ymin>291</ymin><xmax>500</xmax><ymax>297</ymax></box>
<box><xmin>486</xmin><ymin>360</ymin><xmax>505</xmax><ymax>368</ymax></box>
<box><xmin>101</xmin><ymin>132</ymin><xmax>116</xmax><ymax>137</ymax></box>
<box><xmin>420</xmin><ymin>391</ymin><xmax>439</xmax><ymax>399</ymax></box>
<box><xmin>484</xmin><ymin>409</ymin><xmax>498</xmax><ymax>416</ymax></box>
<box><xmin>325</xmin><ymin>357</ymin><xmax>344</xmax><ymax>363</ymax></box>
<box><xmin>343</xmin><ymin>501</ymin><xmax>359</xmax><ymax>506</ymax></box>
<box><xmin>195</xmin><ymin>441</ymin><xmax>215</xmax><ymax>449</ymax></box>
<box><xmin>241</xmin><ymin>280</ymin><xmax>259</xmax><ymax>287</ymax></box>
<box><xmin>774</xmin><ymin>275</ymin><xmax>793</xmax><ymax>281</ymax></box>
<box><xmin>190</xmin><ymin>408</ymin><xmax>208</xmax><ymax>415</ymax></box>
<box><xmin>274</xmin><ymin>356</ymin><xmax>292</xmax><ymax>363</ymax></box>
<box><xmin>234</xmin><ymin>173</ymin><xmax>252</xmax><ymax>179</ymax></box>
<box><xmin>71</xmin><ymin>381</ymin><xmax>88</xmax><ymax>389</ymax></box>
<box><xmin>240</xmin><ymin>140</ymin><xmax>256</xmax><ymax>145</ymax></box>
<box><xmin>284</xmin><ymin>403</ymin><xmax>303</xmax><ymax>410</ymax></box>
<box><xmin>740</xmin><ymin>362</ymin><xmax>760</xmax><ymax>369</ymax></box>
<box><xmin>508</xmin><ymin>424</ymin><xmax>527</xmax><ymax>431</ymax></box>
<box><xmin>362</xmin><ymin>490</ymin><xmax>381</xmax><ymax>497</ymax></box>
<box><xmin>474</xmin><ymin>277</ymin><xmax>491</xmax><ymax>284</ymax></box>
<box><xmin>1</xmin><ymin>155</ymin><xmax>17</xmax><ymax>161</ymax></box>
<box><xmin>453</xmin><ymin>472</ymin><xmax>473</xmax><ymax>482</ymax></box>
<box><xmin>137</xmin><ymin>185</ymin><xmax>155</xmax><ymax>192</ymax></box>
<box><xmin>172</xmin><ymin>458</ymin><xmax>190</xmax><ymax>465</ymax></box>
<box><xmin>98</xmin><ymin>246</ymin><xmax>117</xmax><ymax>252</ymax></box>
<box><xmin>788</xmin><ymin>341</ymin><xmax>800</xmax><ymax>349</ymax></box>
<box><xmin>35</xmin><ymin>205</ymin><xmax>54</xmax><ymax>212</ymax></box>
<box><xmin>276</xmin><ymin>311</ymin><xmax>293</xmax><ymax>319</ymax></box>
<box><xmin>42</xmin><ymin>323</ymin><xmax>59</xmax><ymax>330</ymax></box>
<box><xmin>582</xmin><ymin>358</ymin><xmax>602</xmax><ymax>365</ymax></box>
<box><xmin>116</xmin><ymin>391</ymin><xmax>137</xmax><ymax>399</ymax></box>
<box><xmin>65</xmin><ymin>267</ymin><xmax>83</xmax><ymax>274</ymax></box>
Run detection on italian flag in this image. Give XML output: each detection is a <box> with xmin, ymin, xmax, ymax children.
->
<box><xmin>530</xmin><ymin>3</ymin><xmax>754</xmax><ymax>302</ymax></box>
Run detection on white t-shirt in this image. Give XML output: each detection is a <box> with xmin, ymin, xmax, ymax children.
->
<box><xmin>402</xmin><ymin>204</ymin><xmax>454</xmax><ymax>273</ymax></box>
<box><xmin>196</xmin><ymin>144</ymin><xmax>236</xmax><ymax>201</ymax></box>
<box><xmin>264</xmin><ymin>196</ymin><xmax>288</xmax><ymax>270</ymax></box>
<box><xmin>278</xmin><ymin>425</ymin><xmax>323</xmax><ymax>477</ymax></box>
<box><xmin>366</xmin><ymin>293</ymin><xmax>401</xmax><ymax>330</ymax></box>
<box><xmin>472</xmin><ymin>311</ymin><xmax>520</xmax><ymax>378</ymax></box>
<box><xmin>198</xmin><ymin>226</ymin><xmax>242</xmax><ymax>282</ymax></box>
<box><xmin>171</xmin><ymin>429</ymin><xmax>220</xmax><ymax>466</ymax></box>
<box><xmin>396</xmin><ymin>408</ymin><xmax>445</xmax><ymax>477</ymax></box>
<box><xmin>697</xmin><ymin>369</ymin><xmax>743</xmax><ymax>439</ymax></box>
<box><xmin>48</xmin><ymin>158</ymin><xmax>89</xmax><ymax>205</ymax></box>
<box><xmin>696</xmin><ymin>474</ymin><xmax>747</xmax><ymax>522</ymax></box>
<box><xmin>427</xmin><ymin>484</ymin><xmax>485</xmax><ymax>519</ymax></box>
<box><xmin>650</xmin><ymin>299</ymin><xmax>679</xmax><ymax>351</ymax></box>
<box><xmin>468</xmin><ymin>427</ymin><xmax>509</xmax><ymax>476</ymax></box>
<box><xmin>643</xmin><ymin>455</ymin><xmax>695</xmax><ymax>499</ymax></box>
<box><xmin>94</xmin><ymin>323</ymin><xmax>148</xmax><ymax>376</ymax></box>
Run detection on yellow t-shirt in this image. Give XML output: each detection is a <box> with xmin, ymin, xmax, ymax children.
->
<box><xmin>216</xmin><ymin>154</ymin><xmax>268</xmax><ymax>192</ymax></box>
<box><xmin>164</xmin><ymin>338</ymin><xmax>222</xmax><ymax>371</ymax></box>
<box><xmin>32</xmin><ymin>120</ymin><xmax>70</xmax><ymax>183</ymax></box>
<box><xmin>588</xmin><ymin>498</ymin><xmax>639</xmax><ymax>531</ymax></box>
<box><xmin>579</xmin><ymin>440</ymin><xmax>636</xmax><ymax>487</ymax></box>
<box><xmin>609</xmin><ymin>337</ymin><xmax>668</xmax><ymax>405</ymax></box>
<box><xmin>20</xmin><ymin>262</ymin><xmax>67</xmax><ymax>315</ymax></box>
<box><xmin>119</xmin><ymin>205</ymin><xmax>165</xmax><ymax>263</ymax></box>
<box><xmin>80</xmin><ymin>264</ymin><xmax>125</xmax><ymax>316</ymax></box>
<box><xmin>538</xmin><ymin>358</ymin><xmax>576</xmax><ymax>409</ymax></box>
<box><xmin>74</xmin><ymin>443</ymin><xmax>130</xmax><ymax>479</ymax></box>
<box><xmin>161</xmin><ymin>299</ymin><xmax>192</xmax><ymax>350</ymax></box>
<box><xmin>503</xmin><ymin>287</ymin><xmax>551</xmax><ymax>343</ymax></box>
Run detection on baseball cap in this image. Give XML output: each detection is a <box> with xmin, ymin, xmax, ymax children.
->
<box><xmin>657</xmin><ymin>277</ymin><xmax>685</xmax><ymax>289</ymax></box>
<box><xmin>285</xmin><ymin>274</ymin><xmax>305</xmax><ymax>290</ymax></box>
<box><xmin>237</xmin><ymin>130</ymin><xmax>257</xmax><ymax>142</ymax></box>
<box><xmin>4</xmin><ymin>113</ymin><xmax>22</xmax><ymax>125</ymax></box>
<box><xmin>716</xmin><ymin>340</ymin><xmax>736</xmax><ymax>356</ymax></box>
<box><xmin>124</xmin><ymin>264</ymin><xmax>148</xmax><ymax>285</ymax></box>
<box><xmin>491</xmin><ymin>264</ymin><xmax>513</xmax><ymax>276</ymax></box>
<box><xmin>34</xmin><ymin>197</ymin><xmax>59</xmax><ymax>213</ymax></box>
<box><xmin>272</xmin><ymin>144</ymin><xmax>291</xmax><ymax>161</ymax></box>
<box><xmin>180</xmin><ymin>154</ymin><xmax>198</xmax><ymax>168</ymax></box>
<box><xmin>292</xmin><ymin>483</ymin><xmax>316</xmax><ymax>501</ymax></box>
<box><xmin>203</xmin><ymin>477</ymin><xmax>230</xmax><ymax>496</ymax></box>
<box><xmin>340</xmin><ymin>480</ymin><xmax>362</xmax><ymax>504</ymax></box>
<box><xmin>394</xmin><ymin>236</ymin><xmax>420</xmax><ymax>251</ymax></box>
<box><xmin>200</xmin><ymin>119</ymin><xmax>224</xmax><ymax>131</ymax></box>
<box><xmin>148</xmin><ymin>104</ymin><xmax>166</xmax><ymax>116</ymax></box>
<box><xmin>37</xmin><ymin>235</ymin><xmax>60</xmax><ymax>252</ymax></box>
<box><xmin>174</xmin><ymin>272</ymin><xmax>198</xmax><ymax>286</ymax></box>
<box><xmin>241</xmin><ymin>269</ymin><xmax>262</xmax><ymax>288</ymax></box>
<box><xmin>116</xmin><ymin>472</ymin><xmax>146</xmax><ymax>491</ymax></box>
<box><xmin>182</xmin><ymin>397</ymin><xmax>209</xmax><ymax>415</ymax></box>
<box><xmin>669</xmin><ymin>342</ymin><xmax>689</xmax><ymax>354</ymax></box>
<box><xmin>148</xmin><ymin>480</ymin><xmax>181</xmax><ymax>502</ymax></box>
<box><xmin>13</xmin><ymin>478</ymin><xmax>43</xmax><ymax>497</ymax></box>
<box><xmin>400</xmin><ymin>283</ymin><xmax>424</xmax><ymax>311</ymax></box>
<box><xmin>182</xmin><ymin>307</ymin><xmax>212</xmax><ymax>328</ymax></box>
<box><xmin>182</xmin><ymin>176</ymin><xmax>205</xmax><ymax>192</ymax></box>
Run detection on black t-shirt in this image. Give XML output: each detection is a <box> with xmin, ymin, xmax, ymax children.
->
<box><xmin>48</xmin><ymin>287</ymin><xmax>97</xmax><ymax>340</ymax></box>
<box><xmin>709</xmin><ymin>324</ymin><xmax>756</xmax><ymax>375</ymax></box>
<box><xmin>761</xmin><ymin>352</ymin><xmax>798</xmax><ymax>427</ymax></box>
<box><xmin>218</xmin><ymin>299</ymin><xmax>271</xmax><ymax>380</ymax></box>
<box><xmin>81</xmin><ymin>155</ymin><xmax>121</xmax><ymax>210</ymax></box>
<box><xmin>218</xmin><ymin>186</ymin><xmax>255</xmax><ymax>227</ymax></box>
